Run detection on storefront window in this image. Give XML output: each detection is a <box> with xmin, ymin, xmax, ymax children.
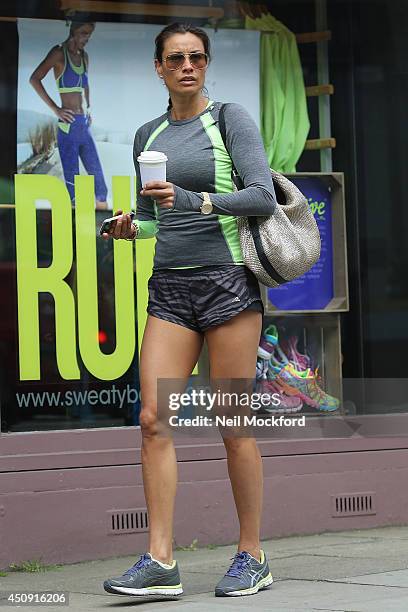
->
<box><xmin>1</xmin><ymin>0</ymin><xmax>407</xmax><ymax>433</ymax></box>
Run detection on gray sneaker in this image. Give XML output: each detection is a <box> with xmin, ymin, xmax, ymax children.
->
<box><xmin>103</xmin><ymin>552</ymin><xmax>183</xmax><ymax>597</ymax></box>
<box><xmin>215</xmin><ymin>549</ymin><xmax>273</xmax><ymax>597</ymax></box>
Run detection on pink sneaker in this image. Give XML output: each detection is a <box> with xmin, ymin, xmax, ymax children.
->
<box><xmin>255</xmin><ymin>379</ymin><xmax>303</xmax><ymax>414</ymax></box>
<box><xmin>281</xmin><ymin>335</ymin><xmax>311</xmax><ymax>371</ymax></box>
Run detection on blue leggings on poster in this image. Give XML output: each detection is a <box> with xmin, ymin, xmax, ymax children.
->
<box><xmin>57</xmin><ymin>114</ymin><xmax>108</xmax><ymax>203</ymax></box>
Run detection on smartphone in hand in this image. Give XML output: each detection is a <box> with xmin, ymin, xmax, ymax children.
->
<box><xmin>99</xmin><ymin>211</ymin><xmax>135</xmax><ymax>236</ymax></box>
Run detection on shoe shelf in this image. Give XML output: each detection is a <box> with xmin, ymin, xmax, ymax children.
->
<box><xmin>261</xmin><ymin>172</ymin><xmax>349</xmax><ymax>315</ymax></box>
<box><xmin>259</xmin><ymin>313</ymin><xmax>343</xmax><ymax>415</ymax></box>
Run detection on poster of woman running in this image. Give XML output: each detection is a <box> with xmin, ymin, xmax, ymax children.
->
<box><xmin>17</xmin><ymin>19</ymin><xmax>260</xmax><ymax>209</ymax></box>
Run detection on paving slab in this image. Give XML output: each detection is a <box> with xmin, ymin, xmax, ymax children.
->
<box><xmin>269</xmin><ymin>553</ymin><xmax>408</xmax><ymax>581</ymax></box>
<box><xmin>298</xmin><ymin>540</ymin><xmax>408</xmax><ymax>562</ymax></box>
<box><xmin>335</xmin><ymin>568</ymin><xmax>408</xmax><ymax>587</ymax></box>
<box><xmin>321</xmin><ymin>526</ymin><xmax>408</xmax><ymax>540</ymax></box>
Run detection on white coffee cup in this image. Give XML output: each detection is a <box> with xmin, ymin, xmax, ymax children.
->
<box><xmin>137</xmin><ymin>151</ymin><xmax>168</xmax><ymax>187</ymax></box>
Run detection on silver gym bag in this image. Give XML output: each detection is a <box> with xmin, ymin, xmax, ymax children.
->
<box><xmin>218</xmin><ymin>104</ymin><xmax>321</xmax><ymax>288</ymax></box>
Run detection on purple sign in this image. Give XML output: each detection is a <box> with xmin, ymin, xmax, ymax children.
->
<box><xmin>267</xmin><ymin>176</ymin><xmax>334</xmax><ymax>311</ymax></box>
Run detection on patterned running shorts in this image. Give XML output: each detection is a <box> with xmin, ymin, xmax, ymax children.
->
<box><xmin>147</xmin><ymin>264</ymin><xmax>264</xmax><ymax>333</ymax></box>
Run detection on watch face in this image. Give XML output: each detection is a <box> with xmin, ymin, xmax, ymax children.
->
<box><xmin>201</xmin><ymin>201</ymin><xmax>213</xmax><ymax>214</ymax></box>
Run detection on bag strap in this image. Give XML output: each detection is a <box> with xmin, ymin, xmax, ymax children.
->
<box><xmin>218</xmin><ymin>103</ymin><xmax>232</xmax><ymax>168</ymax></box>
<box><xmin>219</xmin><ymin>104</ymin><xmax>286</xmax><ymax>285</ymax></box>
<box><xmin>217</xmin><ymin>103</ymin><xmax>228</xmax><ymax>154</ymax></box>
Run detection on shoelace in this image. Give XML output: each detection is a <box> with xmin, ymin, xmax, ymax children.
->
<box><xmin>124</xmin><ymin>553</ymin><xmax>152</xmax><ymax>576</ymax></box>
<box><xmin>226</xmin><ymin>552</ymin><xmax>251</xmax><ymax>577</ymax></box>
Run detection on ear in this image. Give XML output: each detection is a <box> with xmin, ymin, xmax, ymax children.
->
<box><xmin>154</xmin><ymin>59</ymin><xmax>163</xmax><ymax>79</ymax></box>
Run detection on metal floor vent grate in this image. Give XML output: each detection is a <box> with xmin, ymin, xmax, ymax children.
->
<box><xmin>331</xmin><ymin>492</ymin><xmax>376</xmax><ymax>517</ymax></box>
<box><xmin>108</xmin><ymin>509</ymin><xmax>149</xmax><ymax>534</ymax></box>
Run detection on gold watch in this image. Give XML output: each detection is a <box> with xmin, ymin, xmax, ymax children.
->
<box><xmin>200</xmin><ymin>192</ymin><xmax>213</xmax><ymax>215</ymax></box>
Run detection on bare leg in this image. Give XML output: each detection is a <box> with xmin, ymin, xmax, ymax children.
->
<box><xmin>139</xmin><ymin>315</ymin><xmax>203</xmax><ymax>564</ymax></box>
<box><xmin>205</xmin><ymin>309</ymin><xmax>263</xmax><ymax>561</ymax></box>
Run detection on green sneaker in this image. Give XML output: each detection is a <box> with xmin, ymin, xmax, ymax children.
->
<box><xmin>215</xmin><ymin>550</ymin><xmax>273</xmax><ymax>597</ymax></box>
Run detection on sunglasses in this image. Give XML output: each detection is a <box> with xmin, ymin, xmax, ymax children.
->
<box><xmin>163</xmin><ymin>52</ymin><xmax>208</xmax><ymax>71</ymax></box>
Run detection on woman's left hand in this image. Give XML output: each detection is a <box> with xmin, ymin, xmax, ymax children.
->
<box><xmin>141</xmin><ymin>181</ymin><xmax>175</xmax><ymax>209</ymax></box>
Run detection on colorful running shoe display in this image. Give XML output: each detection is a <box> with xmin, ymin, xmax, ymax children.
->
<box><xmin>257</xmin><ymin>323</ymin><xmax>341</xmax><ymax>413</ymax></box>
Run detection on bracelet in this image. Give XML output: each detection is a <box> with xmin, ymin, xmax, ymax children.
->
<box><xmin>125</xmin><ymin>221</ymin><xmax>139</xmax><ymax>241</ymax></box>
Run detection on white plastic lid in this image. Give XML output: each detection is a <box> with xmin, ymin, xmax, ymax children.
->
<box><xmin>137</xmin><ymin>151</ymin><xmax>168</xmax><ymax>164</ymax></box>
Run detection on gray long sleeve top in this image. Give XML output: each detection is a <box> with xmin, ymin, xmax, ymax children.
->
<box><xmin>133</xmin><ymin>100</ymin><xmax>276</xmax><ymax>269</ymax></box>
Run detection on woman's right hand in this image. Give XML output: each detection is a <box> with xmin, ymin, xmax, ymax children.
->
<box><xmin>101</xmin><ymin>210</ymin><xmax>136</xmax><ymax>241</ymax></box>
<box><xmin>55</xmin><ymin>107</ymin><xmax>75</xmax><ymax>123</ymax></box>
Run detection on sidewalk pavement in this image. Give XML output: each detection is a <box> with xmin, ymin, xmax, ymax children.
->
<box><xmin>1</xmin><ymin>526</ymin><xmax>408</xmax><ymax>611</ymax></box>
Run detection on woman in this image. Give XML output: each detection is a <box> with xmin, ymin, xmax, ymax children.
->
<box><xmin>102</xmin><ymin>23</ymin><xmax>276</xmax><ymax>598</ymax></box>
<box><xmin>29</xmin><ymin>21</ymin><xmax>108</xmax><ymax>209</ymax></box>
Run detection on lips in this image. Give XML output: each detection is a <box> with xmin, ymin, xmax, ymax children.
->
<box><xmin>179</xmin><ymin>78</ymin><xmax>196</xmax><ymax>83</ymax></box>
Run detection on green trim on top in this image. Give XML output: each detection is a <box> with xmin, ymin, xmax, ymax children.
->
<box><xmin>136</xmin><ymin>219</ymin><xmax>158</xmax><ymax>239</ymax></box>
<box><xmin>56</xmin><ymin>45</ymin><xmax>84</xmax><ymax>92</ymax></box>
<box><xmin>144</xmin><ymin>119</ymin><xmax>169</xmax><ymax>152</ymax></box>
<box><xmin>55</xmin><ymin>44</ymin><xmax>67</xmax><ymax>87</ymax></box>
<box><xmin>58</xmin><ymin>87</ymin><xmax>83</xmax><ymax>93</ymax></box>
<box><xmin>141</xmin><ymin>118</ymin><xmax>170</xmax><ymax>234</ymax></box>
<box><xmin>199</xmin><ymin>110</ymin><xmax>243</xmax><ymax>264</ymax></box>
